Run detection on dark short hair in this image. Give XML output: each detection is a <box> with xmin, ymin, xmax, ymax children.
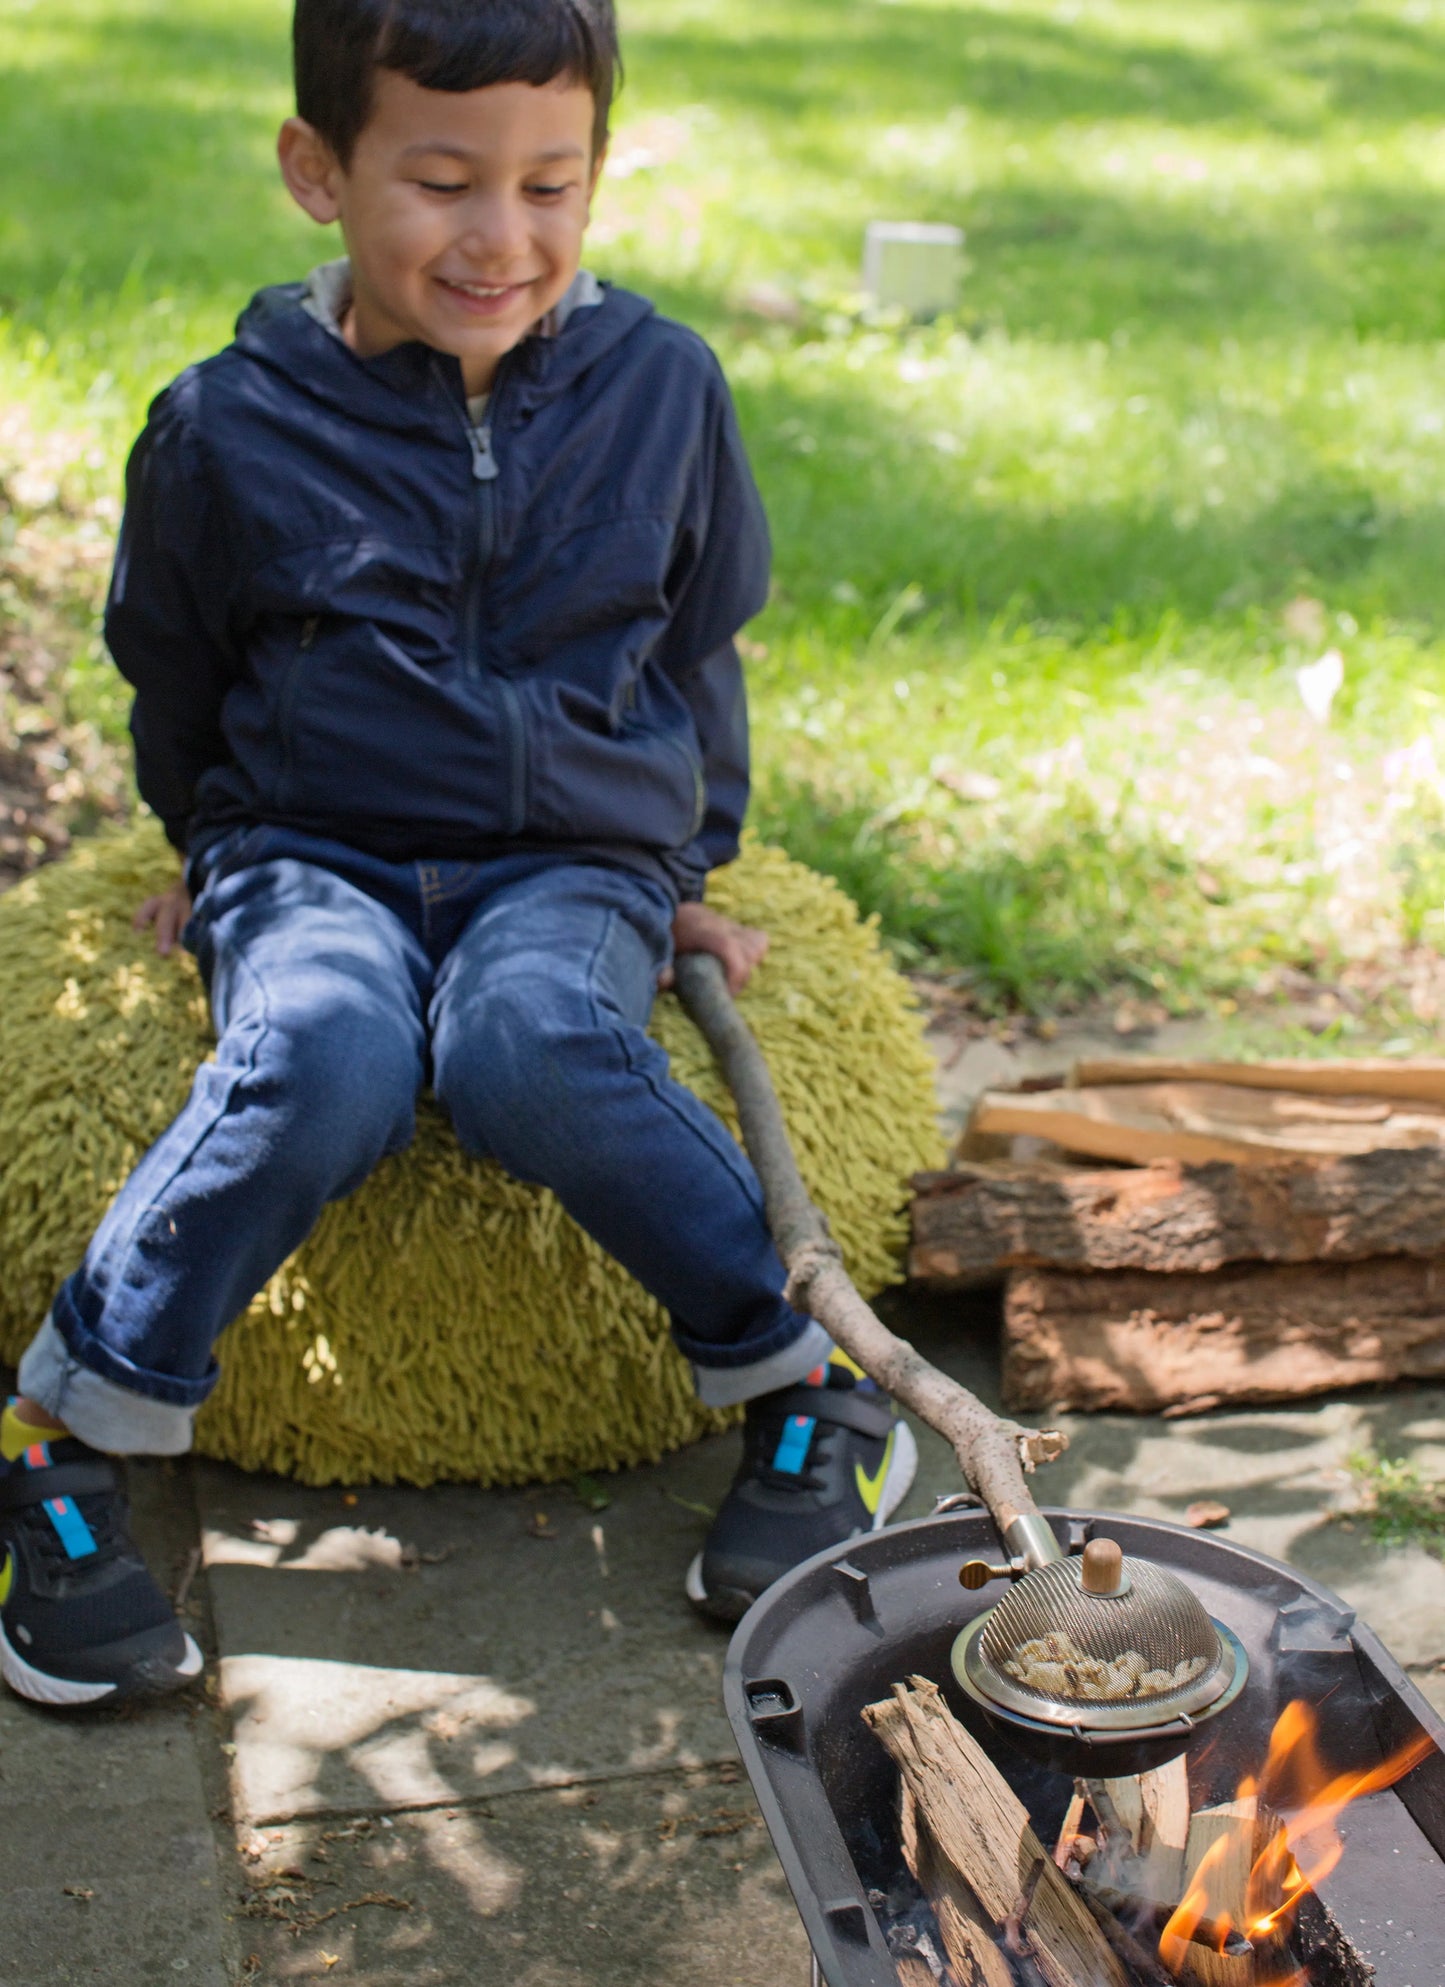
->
<box><xmin>294</xmin><ymin>0</ymin><xmax>620</xmax><ymax>166</ymax></box>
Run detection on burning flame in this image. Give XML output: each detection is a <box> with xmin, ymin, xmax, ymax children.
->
<box><xmin>1158</xmin><ymin>1698</ymin><xmax>1435</xmax><ymax>1979</ymax></box>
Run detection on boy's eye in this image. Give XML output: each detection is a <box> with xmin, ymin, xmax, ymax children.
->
<box><xmin>419</xmin><ymin>179</ymin><xmax>468</xmax><ymax>195</ymax></box>
<box><xmin>527</xmin><ymin>182</ymin><xmax>571</xmax><ymax>198</ymax></box>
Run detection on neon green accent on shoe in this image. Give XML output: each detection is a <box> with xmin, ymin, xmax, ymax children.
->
<box><xmin>0</xmin><ymin>1550</ymin><xmax>13</xmax><ymax>1608</ymax></box>
<box><xmin>1</xmin><ymin>1402</ymin><xmax>65</xmax><ymax>1464</ymax></box>
<box><xmin>855</xmin><ymin>1426</ymin><xmax>897</xmax><ymax>1517</ymax></box>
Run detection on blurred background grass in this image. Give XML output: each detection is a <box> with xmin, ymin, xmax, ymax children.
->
<box><xmin>5</xmin><ymin>0</ymin><xmax>1445</xmax><ymax>1020</ymax></box>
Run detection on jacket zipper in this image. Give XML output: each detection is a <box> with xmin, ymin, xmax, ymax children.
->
<box><xmin>276</xmin><ymin>613</ymin><xmax>320</xmax><ymax>808</ymax></box>
<box><xmin>453</xmin><ymin>377</ymin><xmax>528</xmax><ymax>837</ymax></box>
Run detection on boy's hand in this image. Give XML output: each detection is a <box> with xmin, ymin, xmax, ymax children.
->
<box><xmin>662</xmin><ymin>902</ymin><xmax>769</xmax><ymax>995</ymax></box>
<box><xmin>134</xmin><ymin>878</ymin><xmax>192</xmax><ymax>957</ymax></box>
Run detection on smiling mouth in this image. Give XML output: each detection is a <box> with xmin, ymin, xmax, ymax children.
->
<box><xmin>436</xmin><ymin>276</ymin><xmax>532</xmax><ymax>312</ymax></box>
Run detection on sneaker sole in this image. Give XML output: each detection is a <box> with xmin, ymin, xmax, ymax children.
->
<box><xmin>0</xmin><ymin>1616</ymin><xmax>203</xmax><ymax>1708</ymax></box>
<box><xmin>685</xmin><ymin>1419</ymin><xmax>919</xmax><ymax>1619</ymax></box>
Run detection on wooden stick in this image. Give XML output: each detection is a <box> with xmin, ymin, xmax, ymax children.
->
<box><xmin>1052</xmin><ymin>1788</ymin><xmax>1086</xmax><ymax>1871</ymax></box>
<box><xmin>862</xmin><ymin>1676</ymin><xmax>1129</xmax><ymax>1987</ymax></box>
<box><xmin>1001</xmin><ymin>1858</ymin><xmax>1053</xmax><ymax>1987</ymax></box>
<box><xmin>674</xmin><ymin>954</ymin><xmax>1067</xmax><ymax>1549</ymax></box>
<box><xmin>1074</xmin><ymin>1885</ymin><xmax>1176</xmax><ymax>1987</ymax></box>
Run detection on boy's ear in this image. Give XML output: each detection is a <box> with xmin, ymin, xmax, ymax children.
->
<box><xmin>278</xmin><ymin>116</ymin><xmax>345</xmax><ymax>225</ymax></box>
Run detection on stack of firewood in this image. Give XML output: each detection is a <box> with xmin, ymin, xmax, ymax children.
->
<box><xmin>909</xmin><ymin>1057</ymin><xmax>1445</xmax><ymax>1415</ymax></box>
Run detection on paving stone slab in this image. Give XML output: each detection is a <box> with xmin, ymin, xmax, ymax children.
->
<box><xmin>194</xmin><ymin>1437</ymin><xmax>747</xmax><ymax>1824</ymax></box>
<box><xmin>0</xmin><ymin>1457</ymin><xmax>232</xmax><ymax>1987</ymax></box>
<box><xmin>227</xmin><ymin>1765</ymin><xmax>810</xmax><ymax>1987</ymax></box>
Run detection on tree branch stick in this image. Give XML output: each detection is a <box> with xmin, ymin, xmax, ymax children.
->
<box><xmin>673</xmin><ymin>952</ymin><xmax>1067</xmax><ymax>1555</ymax></box>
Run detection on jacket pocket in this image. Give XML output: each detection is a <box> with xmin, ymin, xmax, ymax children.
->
<box><xmin>524</xmin><ymin>681</ymin><xmax>706</xmax><ymax>851</ymax></box>
<box><xmin>649</xmin><ymin>725</ymin><xmax>706</xmax><ymax>840</ymax></box>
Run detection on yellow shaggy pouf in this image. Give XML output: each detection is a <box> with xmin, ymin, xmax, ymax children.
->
<box><xmin>0</xmin><ymin>824</ymin><xmax>942</xmax><ymax>1486</ymax></box>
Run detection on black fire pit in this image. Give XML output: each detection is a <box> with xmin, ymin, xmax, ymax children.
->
<box><xmin>724</xmin><ymin>1508</ymin><xmax>1445</xmax><ymax>1987</ymax></box>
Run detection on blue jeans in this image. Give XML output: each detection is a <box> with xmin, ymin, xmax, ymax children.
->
<box><xmin>19</xmin><ymin>828</ymin><xmax>827</xmax><ymax>1454</ymax></box>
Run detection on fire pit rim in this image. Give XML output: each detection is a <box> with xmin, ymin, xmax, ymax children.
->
<box><xmin>723</xmin><ymin>1504</ymin><xmax>1445</xmax><ymax>1987</ymax></box>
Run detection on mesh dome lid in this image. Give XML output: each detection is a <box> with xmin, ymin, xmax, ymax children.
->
<box><xmin>959</xmin><ymin>1545</ymin><xmax>1236</xmax><ymax>1732</ymax></box>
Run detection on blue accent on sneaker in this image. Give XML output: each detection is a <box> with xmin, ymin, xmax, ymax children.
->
<box><xmin>771</xmin><ymin>1414</ymin><xmax>816</xmax><ymax>1475</ymax></box>
<box><xmin>44</xmin><ymin>1498</ymin><xmax>97</xmax><ymax>1561</ymax></box>
<box><xmin>23</xmin><ymin>1443</ymin><xmax>54</xmax><ymax>1470</ymax></box>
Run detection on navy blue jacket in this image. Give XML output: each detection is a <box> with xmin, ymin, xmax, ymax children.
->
<box><xmin>105</xmin><ymin>276</ymin><xmax>771</xmax><ymax>900</ymax></box>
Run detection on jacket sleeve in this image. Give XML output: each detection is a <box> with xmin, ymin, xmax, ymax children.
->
<box><xmin>104</xmin><ymin>384</ymin><xmax>240</xmax><ymax>853</ymax></box>
<box><xmin>675</xmin><ymin>640</ymin><xmax>750</xmax><ymax>894</ymax></box>
<box><xmin>654</xmin><ymin>355</ymin><xmax>771</xmax><ymax>898</ymax></box>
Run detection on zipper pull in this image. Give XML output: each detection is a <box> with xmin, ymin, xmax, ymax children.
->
<box><xmin>468</xmin><ymin>422</ymin><xmax>499</xmax><ymax>482</ymax></box>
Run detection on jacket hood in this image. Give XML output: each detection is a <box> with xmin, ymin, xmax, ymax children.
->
<box><xmin>231</xmin><ymin>267</ymin><xmax>656</xmax><ymax>435</ymax></box>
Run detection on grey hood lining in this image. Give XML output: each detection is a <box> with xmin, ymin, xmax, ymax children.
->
<box><xmin>301</xmin><ymin>258</ymin><xmax>604</xmax><ymax>343</ymax></box>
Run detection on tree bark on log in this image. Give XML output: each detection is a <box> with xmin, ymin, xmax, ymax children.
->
<box><xmin>862</xmin><ymin>1676</ymin><xmax>1129</xmax><ymax>1987</ymax></box>
<box><xmin>910</xmin><ymin>1147</ymin><xmax>1445</xmax><ymax>1283</ymax></box>
<box><xmin>1003</xmin><ymin>1256</ymin><xmax>1445</xmax><ymax>1414</ymax></box>
<box><xmin>672</xmin><ymin>955</ymin><xmax>1066</xmax><ymax>1543</ymax></box>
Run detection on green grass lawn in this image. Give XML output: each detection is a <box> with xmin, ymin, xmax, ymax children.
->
<box><xmin>6</xmin><ymin>0</ymin><xmax>1445</xmax><ymax>1020</ymax></box>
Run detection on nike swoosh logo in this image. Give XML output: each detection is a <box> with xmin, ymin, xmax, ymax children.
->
<box><xmin>855</xmin><ymin>1429</ymin><xmax>897</xmax><ymax>1517</ymax></box>
<box><xmin>0</xmin><ymin>1549</ymin><xmax>12</xmax><ymax>1608</ymax></box>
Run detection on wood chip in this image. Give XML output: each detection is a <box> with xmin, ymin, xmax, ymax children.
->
<box><xmin>1184</xmin><ymin>1501</ymin><xmax>1231</xmax><ymax>1529</ymax></box>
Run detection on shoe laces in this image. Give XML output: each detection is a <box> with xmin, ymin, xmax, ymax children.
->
<box><xmin>12</xmin><ymin>1481</ymin><xmax>127</xmax><ymax>1575</ymax></box>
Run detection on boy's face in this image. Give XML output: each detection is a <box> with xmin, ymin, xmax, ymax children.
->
<box><xmin>280</xmin><ymin>72</ymin><xmax>603</xmax><ymax>395</ymax></box>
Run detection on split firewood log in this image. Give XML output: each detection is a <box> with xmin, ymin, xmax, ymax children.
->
<box><xmin>1072</xmin><ymin>1055</ymin><xmax>1445</xmax><ymax>1107</ymax></box>
<box><xmin>1162</xmin><ymin>1795</ymin><xmax>1283</xmax><ymax>1987</ymax></box>
<box><xmin>1100</xmin><ymin>1756</ymin><xmax>1190</xmax><ymax>1901</ymax></box>
<box><xmin>970</xmin><ymin>1081</ymin><xmax>1445</xmax><ymax>1169</ymax></box>
<box><xmin>909</xmin><ymin>1146</ymin><xmax>1445</xmax><ymax>1283</ymax></box>
<box><xmin>862</xmin><ymin>1677</ymin><xmax>1129</xmax><ymax>1987</ymax></box>
<box><xmin>1003</xmin><ymin>1256</ymin><xmax>1445</xmax><ymax>1414</ymax></box>
<box><xmin>892</xmin><ymin>1955</ymin><xmax>942</xmax><ymax>1987</ymax></box>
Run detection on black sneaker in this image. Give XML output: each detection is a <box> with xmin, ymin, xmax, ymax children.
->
<box><xmin>0</xmin><ymin>1427</ymin><xmax>203</xmax><ymax>1706</ymax></box>
<box><xmin>685</xmin><ymin>1350</ymin><xmax>918</xmax><ymax>1622</ymax></box>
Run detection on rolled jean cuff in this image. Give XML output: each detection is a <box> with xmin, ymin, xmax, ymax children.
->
<box><xmin>17</xmin><ymin>1314</ymin><xmax>198</xmax><ymax>1456</ymax></box>
<box><xmin>689</xmin><ymin>1318</ymin><xmax>833</xmax><ymax>1409</ymax></box>
<box><xmin>51</xmin><ymin>1278</ymin><xmax>219</xmax><ymax>1409</ymax></box>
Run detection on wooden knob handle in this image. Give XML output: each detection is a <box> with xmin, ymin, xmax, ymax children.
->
<box><xmin>1080</xmin><ymin>1537</ymin><xmax>1125</xmax><ymax>1596</ymax></box>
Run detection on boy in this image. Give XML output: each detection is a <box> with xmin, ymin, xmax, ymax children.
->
<box><xmin>0</xmin><ymin>0</ymin><xmax>916</xmax><ymax>1707</ymax></box>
